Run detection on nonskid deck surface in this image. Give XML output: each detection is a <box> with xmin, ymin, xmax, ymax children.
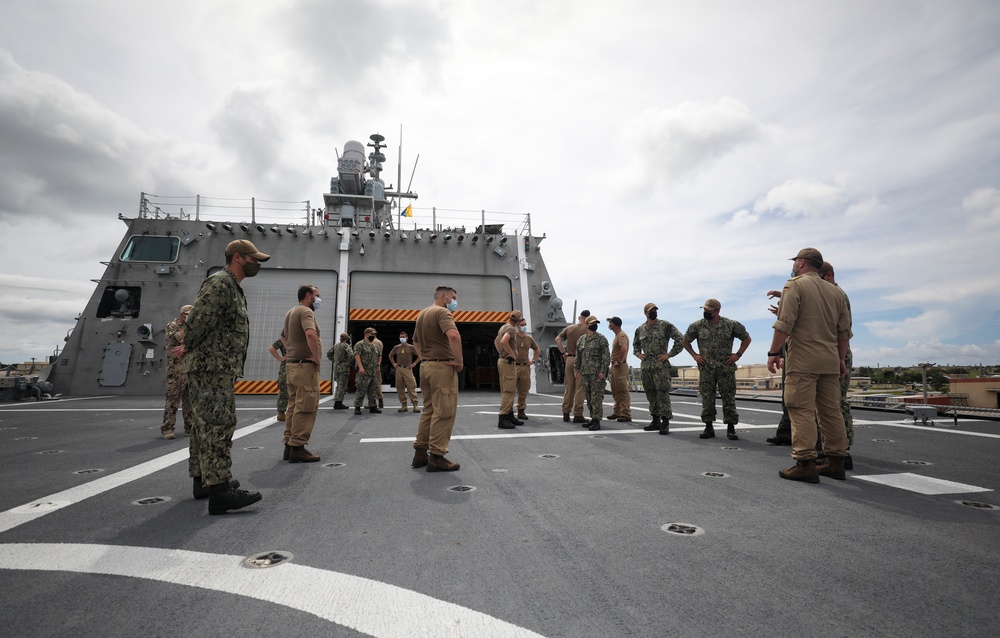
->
<box><xmin>1</xmin><ymin>391</ymin><xmax>997</xmax><ymax>638</ymax></box>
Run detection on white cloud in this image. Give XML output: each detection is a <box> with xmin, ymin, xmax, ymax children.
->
<box><xmin>964</xmin><ymin>186</ymin><xmax>1000</xmax><ymax>229</ymax></box>
<box><xmin>753</xmin><ymin>179</ymin><xmax>842</xmax><ymax>217</ymax></box>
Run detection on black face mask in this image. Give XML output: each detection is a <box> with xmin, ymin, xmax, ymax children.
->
<box><xmin>367</xmin><ymin>335</ymin><xmax>374</xmax><ymax>341</ymax></box>
<box><xmin>647</xmin><ymin>310</ymin><xmax>657</xmax><ymax>321</ymax></box>
<box><xmin>703</xmin><ymin>311</ymin><xmax>713</xmax><ymax>320</ymax></box>
<box><xmin>588</xmin><ymin>324</ymin><xmax>598</xmax><ymax>332</ymax></box>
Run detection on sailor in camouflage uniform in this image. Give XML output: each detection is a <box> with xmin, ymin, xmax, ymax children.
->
<box><xmin>819</xmin><ymin>262</ymin><xmax>854</xmax><ymax>468</ymax></box>
<box><xmin>327</xmin><ymin>332</ymin><xmax>354</xmax><ymax>409</ymax></box>
<box><xmin>633</xmin><ymin>302</ymin><xmax>685</xmax><ymax>435</ymax></box>
<box><xmin>574</xmin><ymin>315</ymin><xmax>610</xmax><ymax>431</ymax></box>
<box><xmin>268</xmin><ymin>337</ymin><xmax>288</xmax><ymax>421</ymax></box>
<box><xmin>176</xmin><ymin>239</ymin><xmax>266</xmax><ymax>515</ymax></box>
<box><xmin>353</xmin><ymin>327</ymin><xmax>382</xmax><ymax>415</ymax></box>
<box><xmin>161</xmin><ymin>304</ymin><xmax>194</xmax><ymax>439</ymax></box>
<box><xmin>682</xmin><ymin>299</ymin><xmax>752</xmax><ymax>441</ymax></box>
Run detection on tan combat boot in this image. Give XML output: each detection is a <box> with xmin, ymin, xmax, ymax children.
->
<box><xmin>276</xmin><ymin>412</ymin><xmax>286</xmax><ymax>421</ymax></box>
<box><xmin>779</xmin><ymin>459</ymin><xmax>820</xmax><ymax>483</ymax></box>
<box><xmin>288</xmin><ymin>446</ymin><xmax>320</xmax><ymax>463</ymax></box>
<box><xmin>412</xmin><ymin>447</ymin><xmax>429</xmax><ymax>468</ymax></box>
<box><xmin>426</xmin><ymin>453</ymin><xmax>460</xmax><ymax>472</ymax></box>
<box><xmin>817</xmin><ymin>455</ymin><xmax>847</xmax><ymax>480</ymax></box>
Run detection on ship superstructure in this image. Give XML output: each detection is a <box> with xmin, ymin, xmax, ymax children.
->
<box><xmin>48</xmin><ymin>134</ymin><xmax>570</xmax><ymax>397</ymax></box>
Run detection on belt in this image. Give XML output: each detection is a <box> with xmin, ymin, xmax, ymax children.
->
<box><xmin>423</xmin><ymin>358</ymin><xmax>453</xmax><ymax>362</ymax></box>
<box><xmin>287</xmin><ymin>359</ymin><xmax>315</xmax><ymax>364</ymax></box>
<box><xmin>515</xmin><ymin>362</ymin><xmax>530</xmax><ymax>366</ymax></box>
<box><xmin>565</xmin><ymin>354</ymin><xmax>575</xmax><ymax>357</ymax></box>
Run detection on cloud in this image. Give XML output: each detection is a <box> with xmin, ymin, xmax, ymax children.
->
<box><xmin>855</xmin><ymin>339</ymin><xmax>1000</xmax><ymax>367</ymax></box>
<box><xmin>753</xmin><ymin>179</ymin><xmax>842</xmax><ymax>217</ymax></box>
<box><xmin>615</xmin><ymin>97</ymin><xmax>766</xmax><ymax>185</ymax></box>
<box><xmin>964</xmin><ymin>186</ymin><xmax>1000</xmax><ymax>229</ymax></box>
<box><xmin>726</xmin><ymin>209</ymin><xmax>759</xmax><ymax>229</ymax></box>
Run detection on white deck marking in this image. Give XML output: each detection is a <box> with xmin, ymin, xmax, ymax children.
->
<box><xmin>359</xmin><ymin>423</ymin><xmax>776</xmax><ymax>444</ymax></box>
<box><xmin>853</xmin><ymin>473</ymin><xmax>993</xmax><ymax>495</ymax></box>
<box><xmin>0</xmin><ymin>543</ymin><xmax>545</xmax><ymax>638</ymax></box>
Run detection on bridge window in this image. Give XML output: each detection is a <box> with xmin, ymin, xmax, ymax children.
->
<box><xmin>121</xmin><ymin>235</ymin><xmax>180</xmax><ymax>262</ymax></box>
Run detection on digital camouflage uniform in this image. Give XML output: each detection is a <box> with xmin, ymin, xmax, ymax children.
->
<box><xmin>633</xmin><ymin>319</ymin><xmax>685</xmax><ymax>419</ymax></box>
<box><xmin>838</xmin><ymin>287</ymin><xmax>854</xmax><ymax>447</ymax></box>
<box><xmin>328</xmin><ymin>341</ymin><xmax>354</xmax><ymax>402</ymax></box>
<box><xmin>574</xmin><ymin>331</ymin><xmax>610</xmax><ymax>420</ymax></box>
<box><xmin>184</xmin><ymin>269</ymin><xmax>249</xmax><ymax>488</ymax></box>
<box><xmin>162</xmin><ymin>318</ymin><xmax>192</xmax><ymax>435</ymax></box>
<box><xmin>272</xmin><ymin>338</ymin><xmax>287</xmax><ymax>413</ymax></box>
<box><xmin>353</xmin><ymin>339</ymin><xmax>380</xmax><ymax>409</ymax></box>
<box><xmin>683</xmin><ymin>317</ymin><xmax>750</xmax><ymax>426</ymax></box>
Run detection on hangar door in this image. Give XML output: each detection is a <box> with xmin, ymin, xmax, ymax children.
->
<box><xmin>348</xmin><ymin>272</ymin><xmax>513</xmax><ymax>317</ymax></box>
<box><xmin>235</xmin><ymin>268</ymin><xmax>339</xmax><ymax>385</ymax></box>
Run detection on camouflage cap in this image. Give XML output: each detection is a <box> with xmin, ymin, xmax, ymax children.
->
<box><xmin>818</xmin><ymin>261</ymin><xmax>834</xmax><ymax>277</ymax></box>
<box><xmin>179</xmin><ymin>304</ymin><xmax>194</xmax><ymax>314</ymax></box>
<box><xmin>606</xmin><ymin>316</ymin><xmax>622</xmax><ymax>327</ymax></box>
<box><xmin>643</xmin><ymin>302</ymin><xmax>658</xmax><ymax>314</ymax></box>
<box><xmin>226</xmin><ymin>239</ymin><xmax>270</xmax><ymax>261</ymax></box>
<box><xmin>790</xmin><ymin>247</ymin><xmax>823</xmax><ymax>268</ymax></box>
<box><xmin>586</xmin><ymin>315</ymin><xmax>600</xmax><ymax>325</ymax></box>
<box><xmin>701</xmin><ymin>299</ymin><xmax>721</xmax><ymax>311</ymax></box>
<box><xmin>340</xmin><ymin>332</ymin><xmax>350</xmax><ymax>341</ymax></box>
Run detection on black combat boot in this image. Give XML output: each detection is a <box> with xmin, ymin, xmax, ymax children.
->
<box><xmin>333</xmin><ymin>401</ymin><xmax>348</xmax><ymax>410</ymax></box>
<box><xmin>726</xmin><ymin>424</ymin><xmax>739</xmax><ymax>441</ymax></box>
<box><xmin>699</xmin><ymin>423</ymin><xmax>716</xmax><ymax>439</ymax></box>
<box><xmin>369</xmin><ymin>406</ymin><xmax>382</xmax><ymax>414</ymax></box>
<box><xmin>659</xmin><ymin>419</ymin><xmax>670</xmax><ymax>435</ymax></box>
<box><xmin>508</xmin><ymin>412</ymin><xmax>524</xmax><ymax>425</ymax></box>
<box><xmin>588</xmin><ymin>419</ymin><xmax>601</xmax><ymax>431</ymax></box>
<box><xmin>563</xmin><ymin>413</ymin><xmax>570</xmax><ymax>422</ymax></box>
<box><xmin>207</xmin><ymin>482</ymin><xmax>262</xmax><ymax>515</ymax></box>
<box><xmin>354</xmin><ymin>407</ymin><xmax>362</xmax><ymax>415</ymax></box>
<box><xmin>193</xmin><ymin>477</ymin><xmax>240</xmax><ymax>500</ymax></box>
<box><xmin>498</xmin><ymin>414</ymin><xmax>515</xmax><ymax>429</ymax></box>
<box><xmin>643</xmin><ymin>415</ymin><xmax>661</xmax><ymax>432</ymax></box>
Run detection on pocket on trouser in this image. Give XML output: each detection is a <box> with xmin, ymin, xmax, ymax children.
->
<box><xmin>296</xmin><ymin>385</ymin><xmax>319</xmax><ymax>414</ymax></box>
<box><xmin>436</xmin><ymin>385</ymin><xmax>457</xmax><ymax>420</ymax></box>
<box><xmin>784</xmin><ymin>375</ymin><xmax>806</xmax><ymax>409</ymax></box>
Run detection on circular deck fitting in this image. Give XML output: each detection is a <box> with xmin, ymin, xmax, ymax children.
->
<box><xmin>590</xmin><ymin>435</ymin><xmax>606</xmax><ymax>439</ymax></box>
<box><xmin>447</xmin><ymin>485</ymin><xmax>476</xmax><ymax>493</ymax></box>
<box><xmin>873</xmin><ymin>439</ymin><xmax>895</xmax><ymax>443</ymax></box>
<box><xmin>721</xmin><ymin>446</ymin><xmax>740</xmax><ymax>451</ymax></box>
<box><xmin>322</xmin><ymin>462</ymin><xmax>346</xmax><ymax>468</ymax></box>
<box><xmin>349</xmin><ymin>431</ymin><xmax>362</xmax><ymax>435</ymax></box>
<box><xmin>661</xmin><ymin>522</ymin><xmax>705</xmax><ymax>537</ymax></box>
<box><xmin>956</xmin><ymin>500</ymin><xmax>998</xmax><ymax>511</ymax></box>
<box><xmin>36</xmin><ymin>450</ymin><xmax>63</xmax><ymax>455</ymax></box>
<box><xmin>902</xmin><ymin>460</ymin><xmax>932</xmax><ymax>466</ymax></box>
<box><xmin>132</xmin><ymin>496</ymin><xmax>171</xmax><ymax>506</ymax></box>
<box><xmin>244</xmin><ymin>446</ymin><xmax>263</xmax><ymax>450</ymax></box>
<box><xmin>854</xmin><ymin>425</ymin><xmax>873</xmax><ymax>429</ymax></box>
<box><xmin>14</xmin><ymin>437</ymin><xmax>38</xmax><ymax>441</ymax></box>
<box><xmin>702</xmin><ymin>472</ymin><xmax>730</xmax><ymax>478</ymax></box>
<box><xmin>73</xmin><ymin>468</ymin><xmax>105</xmax><ymax>475</ymax></box>
<box><xmin>243</xmin><ymin>550</ymin><xmax>294</xmax><ymax>569</ymax></box>
<box><xmin>539</xmin><ymin>454</ymin><xmax>559</xmax><ymax>459</ymax></box>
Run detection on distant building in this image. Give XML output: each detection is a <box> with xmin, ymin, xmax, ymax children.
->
<box><xmin>948</xmin><ymin>377</ymin><xmax>1000</xmax><ymax>409</ymax></box>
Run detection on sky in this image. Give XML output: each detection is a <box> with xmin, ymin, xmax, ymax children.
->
<box><xmin>1</xmin><ymin>0</ymin><xmax>999</xmax><ymax>369</ymax></box>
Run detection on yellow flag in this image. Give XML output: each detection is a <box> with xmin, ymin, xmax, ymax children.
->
<box><xmin>403</xmin><ymin>204</ymin><xmax>412</xmax><ymax>217</ymax></box>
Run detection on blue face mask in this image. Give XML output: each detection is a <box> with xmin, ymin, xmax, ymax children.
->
<box><xmin>446</xmin><ymin>298</ymin><xmax>458</xmax><ymax>312</ymax></box>
<box><xmin>519</xmin><ymin>326</ymin><xmax>526</xmax><ymax>333</ymax></box>
<box><xmin>313</xmin><ymin>297</ymin><xmax>322</xmax><ymax>310</ymax></box>
<box><xmin>400</xmin><ymin>337</ymin><xmax>407</xmax><ymax>344</ymax></box>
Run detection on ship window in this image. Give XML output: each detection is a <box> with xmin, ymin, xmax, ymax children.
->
<box><xmin>120</xmin><ymin>235</ymin><xmax>180</xmax><ymax>262</ymax></box>
<box><xmin>96</xmin><ymin>286</ymin><xmax>142</xmax><ymax>319</ymax></box>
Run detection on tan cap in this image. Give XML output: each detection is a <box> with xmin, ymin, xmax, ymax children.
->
<box><xmin>586</xmin><ymin>315</ymin><xmax>600</xmax><ymax>325</ymax></box>
<box><xmin>606</xmin><ymin>316</ymin><xmax>622</xmax><ymax>327</ymax></box>
<box><xmin>510</xmin><ymin>310</ymin><xmax>523</xmax><ymax>321</ymax></box>
<box><xmin>340</xmin><ymin>332</ymin><xmax>350</xmax><ymax>341</ymax></box>
<box><xmin>701</xmin><ymin>299</ymin><xmax>721</xmax><ymax>311</ymax></box>
<box><xmin>643</xmin><ymin>302</ymin><xmax>658</xmax><ymax>314</ymax></box>
<box><xmin>364</xmin><ymin>327</ymin><xmax>377</xmax><ymax>335</ymax></box>
<box><xmin>790</xmin><ymin>247</ymin><xmax>823</xmax><ymax>268</ymax></box>
<box><xmin>179</xmin><ymin>304</ymin><xmax>194</xmax><ymax>314</ymax></box>
<box><xmin>226</xmin><ymin>239</ymin><xmax>270</xmax><ymax>261</ymax></box>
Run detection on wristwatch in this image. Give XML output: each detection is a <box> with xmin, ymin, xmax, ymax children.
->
<box><xmin>767</xmin><ymin>351</ymin><xmax>782</xmax><ymax>357</ymax></box>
